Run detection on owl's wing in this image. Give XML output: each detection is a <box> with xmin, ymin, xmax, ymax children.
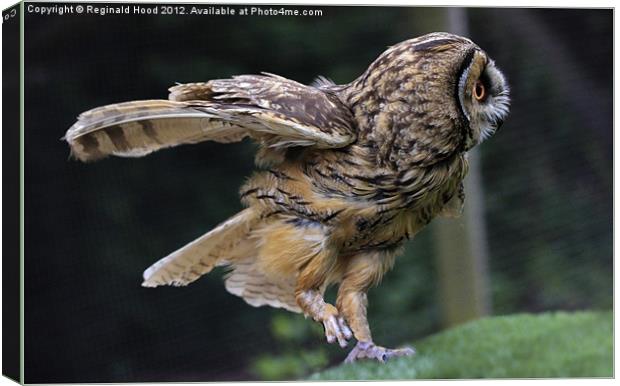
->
<box><xmin>65</xmin><ymin>74</ymin><xmax>356</xmax><ymax>162</ymax></box>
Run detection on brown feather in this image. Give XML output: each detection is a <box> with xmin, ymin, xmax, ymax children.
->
<box><xmin>225</xmin><ymin>257</ymin><xmax>300</xmax><ymax>312</ymax></box>
<box><xmin>142</xmin><ymin>208</ymin><xmax>258</xmax><ymax>287</ymax></box>
<box><xmin>65</xmin><ymin>100</ymin><xmax>248</xmax><ymax>161</ymax></box>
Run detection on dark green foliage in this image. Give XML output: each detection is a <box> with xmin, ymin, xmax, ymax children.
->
<box><xmin>311</xmin><ymin>311</ymin><xmax>613</xmax><ymax>380</ymax></box>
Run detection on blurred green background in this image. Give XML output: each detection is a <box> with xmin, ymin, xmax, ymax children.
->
<box><xmin>23</xmin><ymin>4</ymin><xmax>612</xmax><ymax>382</ymax></box>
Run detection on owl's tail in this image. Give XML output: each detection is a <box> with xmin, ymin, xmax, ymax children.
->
<box><xmin>141</xmin><ymin>208</ymin><xmax>259</xmax><ymax>287</ymax></box>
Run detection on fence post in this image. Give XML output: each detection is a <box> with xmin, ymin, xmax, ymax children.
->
<box><xmin>432</xmin><ymin>7</ymin><xmax>492</xmax><ymax>328</ymax></box>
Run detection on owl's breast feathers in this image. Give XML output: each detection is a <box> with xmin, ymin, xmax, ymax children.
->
<box><xmin>240</xmin><ymin>147</ymin><xmax>468</xmax><ymax>253</ymax></box>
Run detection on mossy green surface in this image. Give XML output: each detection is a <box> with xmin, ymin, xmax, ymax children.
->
<box><xmin>310</xmin><ymin>311</ymin><xmax>613</xmax><ymax>380</ymax></box>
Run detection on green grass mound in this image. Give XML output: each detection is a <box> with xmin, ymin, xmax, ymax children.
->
<box><xmin>310</xmin><ymin>311</ymin><xmax>612</xmax><ymax>380</ymax></box>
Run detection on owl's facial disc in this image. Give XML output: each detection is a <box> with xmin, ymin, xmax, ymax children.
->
<box><xmin>457</xmin><ymin>51</ymin><xmax>510</xmax><ymax>150</ymax></box>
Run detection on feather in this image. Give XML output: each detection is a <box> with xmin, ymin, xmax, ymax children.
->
<box><xmin>438</xmin><ymin>182</ymin><xmax>465</xmax><ymax>218</ymax></box>
<box><xmin>168</xmin><ymin>82</ymin><xmax>212</xmax><ymax>101</ymax></box>
<box><xmin>64</xmin><ymin>100</ymin><xmax>248</xmax><ymax>162</ymax></box>
<box><xmin>310</xmin><ymin>75</ymin><xmax>336</xmax><ymax>89</ymax></box>
<box><xmin>66</xmin><ymin>74</ymin><xmax>357</xmax><ymax>162</ymax></box>
<box><xmin>225</xmin><ymin>257</ymin><xmax>301</xmax><ymax>312</ymax></box>
<box><xmin>142</xmin><ymin>208</ymin><xmax>258</xmax><ymax>287</ymax></box>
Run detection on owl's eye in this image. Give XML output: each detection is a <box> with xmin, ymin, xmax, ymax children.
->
<box><xmin>473</xmin><ymin>80</ymin><xmax>486</xmax><ymax>102</ymax></box>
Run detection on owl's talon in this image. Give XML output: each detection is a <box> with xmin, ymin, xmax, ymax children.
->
<box><xmin>322</xmin><ymin>312</ymin><xmax>351</xmax><ymax>348</ymax></box>
<box><xmin>344</xmin><ymin>341</ymin><xmax>415</xmax><ymax>363</ymax></box>
<box><xmin>339</xmin><ymin>317</ymin><xmax>353</xmax><ymax>340</ymax></box>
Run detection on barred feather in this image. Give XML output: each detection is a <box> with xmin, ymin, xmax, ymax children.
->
<box><xmin>64</xmin><ymin>100</ymin><xmax>247</xmax><ymax>162</ymax></box>
<box><xmin>225</xmin><ymin>257</ymin><xmax>301</xmax><ymax>312</ymax></box>
<box><xmin>142</xmin><ymin>208</ymin><xmax>258</xmax><ymax>287</ymax></box>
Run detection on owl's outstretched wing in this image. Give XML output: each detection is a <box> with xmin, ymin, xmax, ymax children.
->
<box><xmin>65</xmin><ymin>74</ymin><xmax>356</xmax><ymax>162</ymax></box>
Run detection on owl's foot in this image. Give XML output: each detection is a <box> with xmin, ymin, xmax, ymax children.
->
<box><xmin>321</xmin><ymin>304</ymin><xmax>353</xmax><ymax>348</ymax></box>
<box><xmin>344</xmin><ymin>341</ymin><xmax>415</xmax><ymax>363</ymax></box>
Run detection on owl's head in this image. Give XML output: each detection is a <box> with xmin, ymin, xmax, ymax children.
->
<box><xmin>453</xmin><ymin>38</ymin><xmax>510</xmax><ymax>150</ymax></box>
<box><xmin>406</xmin><ymin>32</ymin><xmax>510</xmax><ymax>150</ymax></box>
<box><xmin>347</xmin><ymin>32</ymin><xmax>510</xmax><ymax>156</ymax></box>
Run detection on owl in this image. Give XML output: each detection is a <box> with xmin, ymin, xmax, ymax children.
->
<box><xmin>65</xmin><ymin>32</ymin><xmax>509</xmax><ymax>363</ymax></box>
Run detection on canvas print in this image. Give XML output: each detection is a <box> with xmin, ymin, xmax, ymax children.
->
<box><xmin>3</xmin><ymin>1</ymin><xmax>613</xmax><ymax>383</ymax></box>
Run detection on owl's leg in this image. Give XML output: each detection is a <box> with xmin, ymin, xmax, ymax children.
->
<box><xmin>295</xmin><ymin>250</ymin><xmax>352</xmax><ymax>348</ymax></box>
<box><xmin>337</xmin><ymin>251</ymin><xmax>415</xmax><ymax>363</ymax></box>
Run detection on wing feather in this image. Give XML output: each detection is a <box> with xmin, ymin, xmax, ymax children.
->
<box><xmin>225</xmin><ymin>257</ymin><xmax>301</xmax><ymax>312</ymax></box>
<box><xmin>65</xmin><ymin>100</ymin><xmax>248</xmax><ymax>161</ymax></box>
<box><xmin>66</xmin><ymin>74</ymin><xmax>356</xmax><ymax>162</ymax></box>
